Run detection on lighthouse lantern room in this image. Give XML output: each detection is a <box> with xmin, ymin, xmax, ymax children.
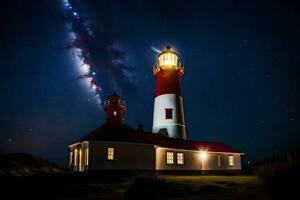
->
<box><xmin>152</xmin><ymin>46</ymin><xmax>187</xmax><ymax>139</ymax></box>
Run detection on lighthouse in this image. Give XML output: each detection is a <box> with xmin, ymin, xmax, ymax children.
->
<box><xmin>69</xmin><ymin>46</ymin><xmax>244</xmax><ymax>173</ymax></box>
<box><xmin>103</xmin><ymin>92</ymin><xmax>126</xmax><ymax>124</ymax></box>
<box><xmin>152</xmin><ymin>45</ymin><xmax>186</xmax><ymax>139</ymax></box>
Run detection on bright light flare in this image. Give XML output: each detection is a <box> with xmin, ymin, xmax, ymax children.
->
<box><xmin>199</xmin><ymin>151</ymin><xmax>207</xmax><ymax>160</ymax></box>
<box><xmin>151</xmin><ymin>46</ymin><xmax>161</xmax><ymax>53</ymax></box>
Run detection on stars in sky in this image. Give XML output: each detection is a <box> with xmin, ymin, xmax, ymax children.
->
<box><xmin>62</xmin><ymin>0</ymin><xmax>102</xmax><ymax>105</ymax></box>
<box><xmin>0</xmin><ymin>0</ymin><xmax>299</xmax><ymax>166</ymax></box>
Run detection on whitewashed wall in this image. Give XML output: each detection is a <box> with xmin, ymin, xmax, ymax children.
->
<box><xmin>88</xmin><ymin>141</ymin><xmax>155</xmax><ymax>170</ymax></box>
<box><xmin>69</xmin><ymin>141</ymin><xmax>242</xmax><ymax>172</ymax></box>
<box><xmin>152</xmin><ymin>94</ymin><xmax>186</xmax><ymax>139</ymax></box>
<box><xmin>155</xmin><ymin>147</ymin><xmax>242</xmax><ymax>171</ymax></box>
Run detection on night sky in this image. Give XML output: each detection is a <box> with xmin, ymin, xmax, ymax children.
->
<box><xmin>1</xmin><ymin>0</ymin><xmax>299</xmax><ymax>166</ymax></box>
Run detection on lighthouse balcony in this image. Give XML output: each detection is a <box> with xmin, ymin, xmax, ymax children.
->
<box><xmin>103</xmin><ymin>99</ymin><xmax>126</xmax><ymax>107</ymax></box>
<box><xmin>153</xmin><ymin>63</ymin><xmax>184</xmax><ymax>75</ymax></box>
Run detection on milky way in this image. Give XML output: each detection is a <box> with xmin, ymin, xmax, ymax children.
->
<box><xmin>62</xmin><ymin>0</ymin><xmax>138</xmax><ymax>105</ymax></box>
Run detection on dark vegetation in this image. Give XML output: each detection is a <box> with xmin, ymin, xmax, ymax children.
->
<box><xmin>255</xmin><ymin>149</ymin><xmax>300</xmax><ymax>200</ymax></box>
<box><xmin>0</xmin><ymin>153</ymin><xmax>60</xmax><ymax>176</ymax></box>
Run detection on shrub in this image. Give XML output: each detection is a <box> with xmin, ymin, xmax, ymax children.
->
<box><xmin>255</xmin><ymin>152</ymin><xmax>299</xmax><ymax>200</ymax></box>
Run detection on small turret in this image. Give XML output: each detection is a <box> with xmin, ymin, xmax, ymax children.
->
<box><xmin>103</xmin><ymin>92</ymin><xmax>126</xmax><ymax>124</ymax></box>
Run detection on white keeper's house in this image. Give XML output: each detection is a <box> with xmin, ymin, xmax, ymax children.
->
<box><xmin>68</xmin><ymin>46</ymin><xmax>244</xmax><ymax>173</ymax></box>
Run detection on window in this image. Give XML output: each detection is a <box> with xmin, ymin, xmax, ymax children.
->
<box><xmin>69</xmin><ymin>151</ymin><xmax>73</xmax><ymax>167</ymax></box>
<box><xmin>218</xmin><ymin>154</ymin><xmax>221</xmax><ymax>167</ymax></box>
<box><xmin>74</xmin><ymin>149</ymin><xmax>78</xmax><ymax>167</ymax></box>
<box><xmin>165</xmin><ymin>108</ymin><xmax>173</xmax><ymax>119</ymax></box>
<box><xmin>107</xmin><ymin>147</ymin><xmax>114</xmax><ymax>160</ymax></box>
<box><xmin>113</xmin><ymin>111</ymin><xmax>117</xmax><ymax>116</ymax></box>
<box><xmin>177</xmin><ymin>153</ymin><xmax>184</xmax><ymax>165</ymax></box>
<box><xmin>79</xmin><ymin>149</ymin><xmax>83</xmax><ymax>171</ymax></box>
<box><xmin>166</xmin><ymin>152</ymin><xmax>174</xmax><ymax>164</ymax></box>
<box><xmin>85</xmin><ymin>148</ymin><xmax>89</xmax><ymax>166</ymax></box>
<box><xmin>229</xmin><ymin>155</ymin><xmax>234</xmax><ymax>166</ymax></box>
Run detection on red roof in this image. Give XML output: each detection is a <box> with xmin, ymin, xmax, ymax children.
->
<box><xmin>77</xmin><ymin>123</ymin><xmax>242</xmax><ymax>153</ymax></box>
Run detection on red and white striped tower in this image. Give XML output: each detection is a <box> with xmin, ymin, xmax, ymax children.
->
<box><xmin>103</xmin><ymin>92</ymin><xmax>126</xmax><ymax>124</ymax></box>
<box><xmin>152</xmin><ymin>45</ymin><xmax>186</xmax><ymax>139</ymax></box>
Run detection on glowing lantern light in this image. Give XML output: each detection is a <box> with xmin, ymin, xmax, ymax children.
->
<box><xmin>199</xmin><ymin>151</ymin><xmax>207</xmax><ymax>160</ymax></box>
<box><xmin>158</xmin><ymin>51</ymin><xmax>178</xmax><ymax>66</ymax></box>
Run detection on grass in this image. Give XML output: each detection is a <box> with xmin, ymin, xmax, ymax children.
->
<box><xmin>160</xmin><ymin>174</ymin><xmax>257</xmax><ymax>185</ymax></box>
<box><xmin>162</xmin><ymin>175</ymin><xmax>258</xmax><ymax>194</ymax></box>
<box><xmin>1</xmin><ymin>173</ymin><xmax>266</xmax><ymax>200</ymax></box>
<box><xmin>125</xmin><ymin>175</ymin><xmax>263</xmax><ymax>200</ymax></box>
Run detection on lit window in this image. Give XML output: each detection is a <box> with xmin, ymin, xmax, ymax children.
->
<box><xmin>218</xmin><ymin>154</ymin><xmax>221</xmax><ymax>167</ymax></box>
<box><xmin>177</xmin><ymin>153</ymin><xmax>184</xmax><ymax>165</ymax></box>
<box><xmin>74</xmin><ymin>149</ymin><xmax>78</xmax><ymax>166</ymax></box>
<box><xmin>113</xmin><ymin>111</ymin><xmax>117</xmax><ymax>116</ymax></box>
<box><xmin>166</xmin><ymin>152</ymin><xmax>174</xmax><ymax>164</ymax></box>
<box><xmin>85</xmin><ymin>148</ymin><xmax>89</xmax><ymax>166</ymax></box>
<box><xmin>165</xmin><ymin>108</ymin><xmax>173</xmax><ymax>119</ymax></box>
<box><xmin>229</xmin><ymin>155</ymin><xmax>234</xmax><ymax>166</ymax></box>
<box><xmin>107</xmin><ymin>147</ymin><xmax>114</xmax><ymax>160</ymax></box>
<box><xmin>79</xmin><ymin>149</ymin><xmax>83</xmax><ymax>171</ymax></box>
<box><xmin>69</xmin><ymin>151</ymin><xmax>73</xmax><ymax>167</ymax></box>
